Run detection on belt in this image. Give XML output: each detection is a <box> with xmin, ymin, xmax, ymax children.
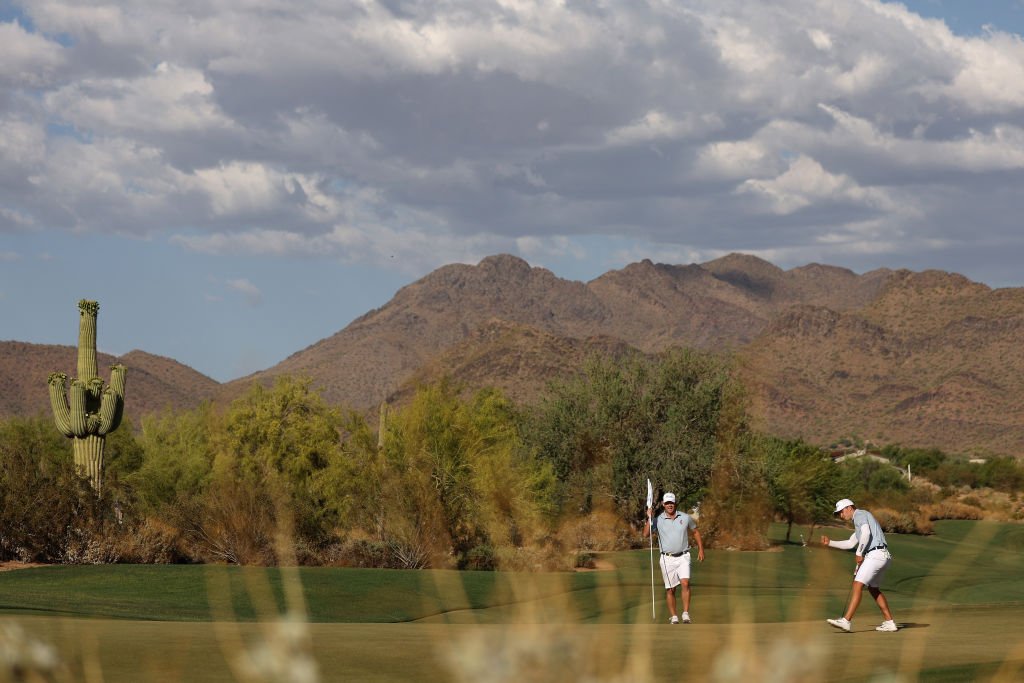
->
<box><xmin>865</xmin><ymin>544</ymin><xmax>887</xmax><ymax>554</ymax></box>
<box><xmin>662</xmin><ymin>551</ymin><xmax>688</xmax><ymax>557</ymax></box>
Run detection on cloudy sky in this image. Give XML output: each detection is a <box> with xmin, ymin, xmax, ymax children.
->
<box><xmin>2</xmin><ymin>0</ymin><xmax>1024</xmax><ymax>382</ymax></box>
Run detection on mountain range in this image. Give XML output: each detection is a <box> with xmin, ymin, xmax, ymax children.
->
<box><xmin>4</xmin><ymin>253</ymin><xmax>1022</xmax><ymax>456</ymax></box>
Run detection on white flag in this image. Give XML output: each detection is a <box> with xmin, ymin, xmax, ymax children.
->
<box><xmin>646</xmin><ymin>478</ymin><xmax>653</xmax><ymax>510</ymax></box>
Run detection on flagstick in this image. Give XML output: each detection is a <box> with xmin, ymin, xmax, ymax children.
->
<box><xmin>650</xmin><ymin>510</ymin><xmax>656</xmax><ymax>620</ymax></box>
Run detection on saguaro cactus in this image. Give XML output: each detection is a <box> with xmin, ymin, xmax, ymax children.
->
<box><xmin>47</xmin><ymin>299</ymin><xmax>127</xmax><ymax>492</ymax></box>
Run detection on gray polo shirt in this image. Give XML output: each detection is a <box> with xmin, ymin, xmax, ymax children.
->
<box><xmin>653</xmin><ymin>511</ymin><xmax>696</xmax><ymax>554</ymax></box>
<box><xmin>852</xmin><ymin>508</ymin><xmax>887</xmax><ymax>555</ymax></box>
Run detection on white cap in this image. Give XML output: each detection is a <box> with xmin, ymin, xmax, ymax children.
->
<box><xmin>663</xmin><ymin>492</ymin><xmax>676</xmax><ymax>503</ymax></box>
<box><xmin>833</xmin><ymin>498</ymin><xmax>854</xmax><ymax>514</ymax></box>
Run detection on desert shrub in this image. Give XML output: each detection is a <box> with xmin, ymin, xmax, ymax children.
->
<box><xmin>573</xmin><ymin>552</ymin><xmax>596</xmax><ymax>569</ymax></box>
<box><xmin>115</xmin><ymin>518</ymin><xmax>192</xmax><ymax>563</ymax></box>
<box><xmin>929</xmin><ymin>463</ymin><xmax>979</xmax><ymax>488</ymax></box>
<box><xmin>871</xmin><ymin>507</ymin><xmax>933</xmax><ymax>535</ymax></box>
<box><xmin>458</xmin><ymin>544</ymin><xmax>498</xmax><ymax>571</ymax></box>
<box><xmin>906</xmin><ymin>486</ymin><xmax>935</xmax><ymax>506</ymax></box>
<box><xmin>979</xmin><ymin>457</ymin><xmax>1024</xmax><ymax>492</ymax></box>
<box><xmin>960</xmin><ymin>495</ymin><xmax>982</xmax><ymax>508</ymax></box>
<box><xmin>184</xmin><ymin>483</ymin><xmax>280</xmax><ymax>566</ymax></box>
<box><xmin>493</xmin><ymin>543</ymin><xmax>572</xmax><ymax>572</ymax></box>
<box><xmin>922</xmin><ymin>501</ymin><xmax>984</xmax><ymax>521</ymax></box>
<box><xmin>0</xmin><ymin>428</ymin><xmax>127</xmax><ymax>563</ymax></box>
<box><xmin>335</xmin><ymin>538</ymin><xmax>406</xmax><ymax>569</ymax></box>
<box><xmin>558</xmin><ymin>510</ymin><xmax>631</xmax><ymax>552</ymax></box>
<box><xmin>854</xmin><ymin>488</ymin><xmax>920</xmax><ymax>514</ymax></box>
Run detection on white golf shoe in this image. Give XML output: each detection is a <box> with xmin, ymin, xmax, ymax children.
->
<box><xmin>669</xmin><ymin>615</ymin><xmax>679</xmax><ymax>624</ymax></box>
<box><xmin>681</xmin><ymin>612</ymin><xmax>691</xmax><ymax>623</ymax></box>
<box><xmin>875</xmin><ymin>620</ymin><xmax>898</xmax><ymax>632</ymax></box>
<box><xmin>827</xmin><ymin>617</ymin><xmax>852</xmax><ymax>632</ymax></box>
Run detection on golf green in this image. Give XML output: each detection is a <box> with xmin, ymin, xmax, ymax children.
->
<box><xmin>2</xmin><ymin>521</ymin><xmax>1022</xmax><ymax>681</ymax></box>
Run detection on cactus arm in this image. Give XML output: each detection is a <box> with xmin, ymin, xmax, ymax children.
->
<box><xmin>68</xmin><ymin>378</ymin><xmax>91</xmax><ymax>436</ymax></box>
<box><xmin>97</xmin><ymin>387</ymin><xmax>123</xmax><ymax>435</ymax></box>
<box><xmin>77</xmin><ymin>300</ymin><xmax>99</xmax><ymax>380</ymax></box>
<box><xmin>98</xmin><ymin>364</ymin><xmax>127</xmax><ymax>435</ymax></box>
<box><xmin>86</xmin><ymin>376</ymin><xmax>104</xmax><ymax>398</ymax></box>
<box><xmin>109</xmin><ymin>364</ymin><xmax>126</xmax><ymax>397</ymax></box>
<box><xmin>47</xmin><ymin>372</ymin><xmax>75</xmax><ymax>437</ymax></box>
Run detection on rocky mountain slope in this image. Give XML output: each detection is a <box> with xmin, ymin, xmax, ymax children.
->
<box><xmin>740</xmin><ymin>270</ymin><xmax>1024</xmax><ymax>455</ymax></box>
<box><xmin>6</xmin><ymin>253</ymin><xmax>1023</xmax><ymax>456</ymax></box>
<box><xmin>222</xmin><ymin>253</ymin><xmax>889</xmax><ymax>409</ymax></box>
<box><xmin>0</xmin><ymin>341</ymin><xmax>219</xmax><ymax>426</ymax></box>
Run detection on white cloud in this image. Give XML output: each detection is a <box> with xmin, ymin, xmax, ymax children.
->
<box><xmin>226</xmin><ymin>278</ymin><xmax>263</xmax><ymax>305</ymax></box>
<box><xmin>174</xmin><ymin>223</ymin><xmax>509</xmax><ymax>275</ymax></box>
<box><xmin>943</xmin><ymin>31</ymin><xmax>1024</xmax><ymax>111</ymax></box>
<box><xmin>3</xmin><ymin>0</ymin><xmax>1024</xmax><ymax>285</ymax></box>
<box><xmin>611</xmin><ymin>244</ymin><xmax>709</xmax><ymax>267</ymax></box>
<box><xmin>516</xmin><ymin>235</ymin><xmax>587</xmax><ymax>262</ymax></box>
<box><xmin>1</xmin><ymin>251</ymin><xmax>22</xmax><ymax>261</ymax></box>
<box><xmin>0</xmin><ymin>20</ymin><xmax>65</xmax><ymax>88</ymax></box>
<box><xmin>807</xmin><ymin>28</ymin><xmax>833</xmax><ymax>51</ymax></box>
<box><xmin>190</xmin><ymin>162</ymin><xmax>287</xmax><ymax>216</ymax></box>
<box><xmin>693</xmin><ymin>140</ymin><xmax>777</xmax><ymax>180</ymax></box>
<box><xmin>605</xmin><ymin>110</ymin><xmax>724</xmax><ymax>145</ymax></box>
<box><xmin>44</xmin><ymin>62</ymin><xmax>234</xmax><ymax>133</ymax></box>
<box><xmin>738</xmin><ymin>155</ymin><xmax>898</xmax><ymax>215</ymax></box>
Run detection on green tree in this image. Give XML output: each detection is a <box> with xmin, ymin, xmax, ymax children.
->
<box><xmin>889</xmin><ymin>446</ymin><xmax>947</xmax><ymax>474</ymax></box>
<box><xmin>209</xmin><ymin>376</ymin><xmax>346</xmax><ymax>565</ymax></box>
<box><xmin>980</xmin><ymin>457</ymin><xmax>1023</xmax><ymax>492</ymax></box>
<box><xmin>765</xmin><ymin>437</ymin><xmax>839</xmax><ymax>542</ymax></box>
<box><xmin>838</xmin><ymin>456</ymin><xmax>909</xmax><ymax>496</ymax></box>
<box><xmin>330</xmin><ymin>380</ymin><xmax>555</xmax><ymax>568</ymax></box>
<box><xmin>698</xmin><ymin>380</ymin><xmax>771</xmax><ymax>550</ymax></box>
<box><xmin>521</xmin><ymin>348</ymin><xmax>731</xmax><ymax>524</ymax></box>
<box><xmin>129</xmin><ymin>403</ymin><xmax>218</xmax><ymax>513</ymax></box>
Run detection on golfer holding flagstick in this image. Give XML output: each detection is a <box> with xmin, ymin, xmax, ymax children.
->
<box><xmin>645</xmin><ymin>492</ymin><xmax>705</xmax><ymax>624</ymax></box>
<box><xmin>821</xmin><ymin>498</ymin><xmax>898</xmax><ymax>632</ymax></box>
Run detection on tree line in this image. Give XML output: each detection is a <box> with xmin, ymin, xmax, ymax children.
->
<box><xmin>2</xmin><ymin>347</ymin><xmax>1019</xmax><ymax>568</ymax></box>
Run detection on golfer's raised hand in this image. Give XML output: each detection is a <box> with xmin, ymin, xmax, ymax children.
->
<box><xmin>820</xmin><ymin>535</ymin><xmax>831</xmax><ymax>546</ymax></box>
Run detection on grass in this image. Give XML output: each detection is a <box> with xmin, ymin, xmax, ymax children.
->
<box><xmin>2</xmin><ymin>521</ymin><xmax>1023</xmax><ymax>681</ymax></box>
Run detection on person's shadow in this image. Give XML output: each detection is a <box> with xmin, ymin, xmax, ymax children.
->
<box><xmin>896</xmin><ymin>623</ymin><xmax>929</xmax><ymax>629</ymax></box>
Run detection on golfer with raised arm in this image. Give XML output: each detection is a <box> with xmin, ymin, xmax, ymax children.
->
<box><xmin>645</xmin><ymin>492</ymin><xmax>705</xmax><ymax>624</ymax></box>
<box><xmin>821</xmin><ymin>498</ymin><xmax>898</xmax><ymax>632</ymax></box>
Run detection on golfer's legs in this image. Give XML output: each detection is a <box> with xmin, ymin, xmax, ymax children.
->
<box><xmin>845</xmin><ymin>581</ymin><xmax>865</xmax><ymax>620</ymax></box>
<box><xmin>868</xmin><ymin>586</ymin><xmax>893</xmax><ymax>621</ymax></box>
<box><xmin>666</xmin><ymin>586</ymin><xmax>677</xmax><ymax>617</ymax></box>
<box><xmin>680</xmin><ymin>578</ymin><xmax>691</xmax><ymax>612</ymax></box>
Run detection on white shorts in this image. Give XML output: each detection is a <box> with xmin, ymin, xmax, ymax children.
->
<box><xmin>660</xmin><ymin>552</ymin><xmax>691</xmax><ymax>589</ymax></box>
<box><xmin>854</xmin><ymin>549</ymin><xmax>892</xmax><ymax>588</ymax></box>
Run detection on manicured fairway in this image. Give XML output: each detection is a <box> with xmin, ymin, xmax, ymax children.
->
<box><xmin>2</xmin><ymin>521</ymin><xmax>1023</xmax><ymax>681</ymax></box>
